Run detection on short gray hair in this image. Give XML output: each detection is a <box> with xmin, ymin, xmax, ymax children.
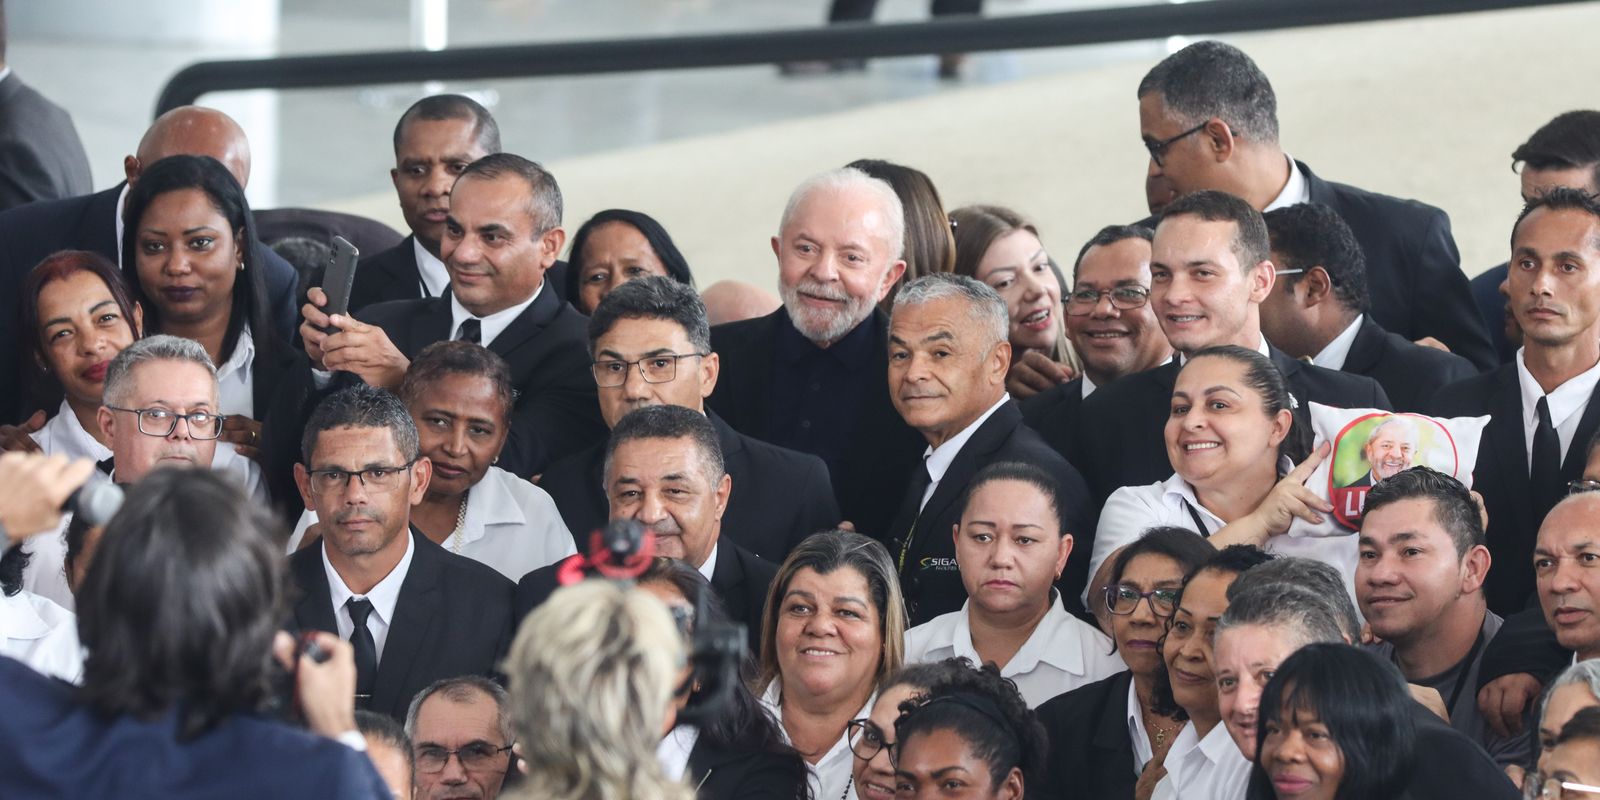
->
<box><xmin>460</xmin><ymin>152</ymin><xmax>562</xmax><ymax>233</ymax></box>
<box><xmin>1541</xmin><ymin>660</ymin><xmax>1600</xmax><ymax>737</ymax></box>
<box><xmin>1226</xmin><ymin>555</ymin><xmax>1360</xmax><ymax>641</ymax></box>
<box><xmin>404</xmin><ymin>675</ymin><xmax>513</xmax><ymax>745</ymax></box>
<box><xmin>778</xmin><ymin>167</ymin><xmax>906</xmax><ymax>262</ymax></box>
<box><xmin>102</xmin><ymin>334</ymin><xmax>217</xmax><ymax>408</ymax></box>
<box><xmin>891</xmin><ymin>273</ymin><xmax>1009</xmax><ymax>348</ymax></box>
<box><xmin>1137</xmin><ymin>40</ymin><xmax>1280</xmax><ymax>144</ymax></box>
<box><xmin>1217</xmin><ymin>582</ymin><xmax>1347</xmax><ymax>647</ymax></box>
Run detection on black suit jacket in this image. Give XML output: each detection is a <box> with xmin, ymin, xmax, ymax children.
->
<box><xmin>349</xmin><ymin>235</ymin><xmax>570</xmax><ymax>317</ymax></box>
<box><xmin>1072</xmin><ymin>346</ymin><xmax>1392</xmax><ymax>502</ymax></box>
<box><xmin>1019</xmin><ymin>376</ymin><xmax>1085</xmax><ymax>458</ymax></box>
<box><xmin>1470</xmin><ymin>263</ymin><xmax>1516</xmax><ymax>366</ymax></box>
<box><xmin>539</xmin><ymin>412</ymin><xmax>840</xmax><ymax>563</ymax></box>
<box><xmin>359</xmin><ymin>284</ymin><xmax>604</xmax><ymax>475</ymax></box>
<box><xmin>1427</xmin><ymin>365</ymin><xmax>1600</xmax><ymax>613</ymax></box>
<box><xmin>0</xmin><ymin>183</ymin><xmax>301</xmax><ymax>422</ymax></box>
<box><xmin>515</xmin><ymin>540</ymin><xmax>778</xmax><ymax>655</ymax></box>
<box><xmin>1408</xmin><ymin>700</ymin><xmax>1520</xmax><ymax>800</ymax></box>
<box><xmin>1298</xmin><ymin>160</ymin><xmax>1496</xmax><ymax>371</ymax></box>
<box><xmin>687</xmin><ymin>735</ymin><xmax>809</xmax><ymax>800</ymax></box>
<box><xmin>0</xmin><ymin>72</ymin><xmax>92</xmax><ymax>213</ymax></box>
<box><xmin>707</xmin><ymin>308</ymin><xmax>924</xmax><ymax>540</ymax></box>
<box><xmin>887</xmin><ymin>400</ymin><xmax>1094</xmax><ymax>625</ymax></box>
<box><xmin>1033</xmin><ymin>670</ymin><xmax>1137</xmax><ymax>800</ymax></box>
<box><xmin>289</xmin><ymin>530</ymin><xmax>515</xmax><ymax>721</ymax></box>
<box><xmin>1343</xmin><ymin>315</ymin><xmax>1477</xmax><ymax>413</ymax></box>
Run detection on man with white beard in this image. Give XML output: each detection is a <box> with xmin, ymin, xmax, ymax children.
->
<box><xmin>706</xmin><ymin>166</ymin><xmax>926</xmax><ymax>540</ymax></box>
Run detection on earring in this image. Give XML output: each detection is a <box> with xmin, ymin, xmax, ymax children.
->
<box><xmin>237</xmin><ymin>259</ymin><xmax>245</xmax><ymax>272</ymax></box>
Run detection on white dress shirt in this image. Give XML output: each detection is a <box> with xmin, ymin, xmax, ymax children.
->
<box><xmin>30</xmin><ymin>399</ymin><xmax>106</xmax><ymax>462</ymax></box>
<box><xmin>919</xmin><ymin>394</ymin><xmax>1010</xmax><ymax>510</ymax></box>
<box><xmin>1262</xmin><ymin>155</ymin><xmax>1312</xmax><ymax>213</ymax></box>
<box><xmin>289</xmin><ymin>466</ymin><xmax>574</xmax><ymax>581</ymax></box>
<box><xmin>412</xmin><ymin>237</ymin><xmax>451</xmax><ymax>299</ymax></box>
<box><xmin>656</xmin><ymin>724</ymin><xmax>700</xmax><ymax>782</ymax></box>
<box><xmin>698</xmin><ymin>543</ymin><xmax>718</xmax><ymax>582</ymax></box>
<box><xmin>903</xmin><ymin>591</ymin><xmax>1124</xmax><ymax>708</ymax></box>
<box><xmin>0</xmin><ymin>589</ymin><xmax>82</xmax><ymax>684</ymax></box>
<box><xmin>1151</xmin><ymin>721</ymin><xmax>1251</xmax><ymax>800</ymax></box>
<box><xmin>448</xmin><ymin>279</ymin><xmax>543</xmax><ymax>348</ymax></box>
<box><xmin>1090</xmin><ymin>459</ymin><xmax>1359</xmax><ymax>608</ymax></box>
<box><xmin>1126</xmin><ymin>679</ymin><xmax>1165</xmax><ymax>775</ymax></box>
<box><xmin>215</xmin><ymin>324</ymin><xmax>257</xmax><ymax>419</ymax></box>
<box><xmin>112</xmin><ymin>183</ymin><xmax>130</xmax><ymax>265</ymax></box>
<box><xmin>761</xmin><ymin>681</ymin><xmax>873</xmax><ymax>800</ymax></box>
<box><xmin>1177</xmin><ymin>334</ymin><xmax>1271</xmax><ymax>366</ymax></box>
<box><xmin>1081</xmin><ymin>374</ymin><xmax>1098</xmax><ymax>399</ymax></box>
<box><xmin>1311</xmin><ymin>315</ymin><xmax>1364</xmax><ymax>372</ymax></box>
<box><xmin>1515</xmin><ymin>348</ymin><xmax>1600</xmax><ymax>468</ymax></box>
<box><xmin>322</xmin><ymin>533</ymin><xmax>415</xmax><ymax>663</ymax></box>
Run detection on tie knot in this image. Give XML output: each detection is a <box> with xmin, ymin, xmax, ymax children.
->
<box><xmin>1537</xmin><ymin>394</ymin><xmax>1554</xmax><ymax>422</ymax></box>
<box><xmin>346</xmin><ymin>596</ymin><xmax>375</xmax><ymax>625</ymax></box>
<box><xmin>457</xmin><ymin>318</ymin><xmax>482</xmax><ymax>344</ymax></box>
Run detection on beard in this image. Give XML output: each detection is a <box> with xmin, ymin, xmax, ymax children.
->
<box><xmin>780</xmin><ymin>278</ymin><xmax>879</xmax><ymax>345</ymax></box>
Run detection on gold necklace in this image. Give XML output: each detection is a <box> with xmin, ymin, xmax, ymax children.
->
<box><xmin>1143</xmin><ymin>707</ymin><xmax>1180</xmax><ymax>748</ymax></box>
<box><xmin>446</xmin><ymin>491</ymin><xmax>469</xmax><ymax>554</ymax></box>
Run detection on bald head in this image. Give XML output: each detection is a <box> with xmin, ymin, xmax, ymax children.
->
<box><xmin>700</xmin><ymin>280</ymin><xmax>781</xmax><ymax>326</ymax></box>
<box><xmin>1537</xmin><ymin>493</ymin><xmax>1600</xmax><ymax>660</ymax></box>
<box><xmin>129</xmin><ymin>107</ymin><xmax>251</xmax><ymax>189</ymax></box>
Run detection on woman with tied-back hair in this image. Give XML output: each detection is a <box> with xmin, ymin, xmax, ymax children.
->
<box><xmin>505</xmin><ymin>578</ymin><xmax>698</xmax><ymax>800</ymax></box>
<box><xmin>890</xmin><ymin>660</ymin><xmax>1049</xmax><ymax>800</ymax></box>
<box><xmin>757</xmin><ymin>531</ymin><xmax>907</xmax><ymax>800</ymax></box>
<box><xmin>565</xmin><ymin>208</ymin><xmax>695</xmax><ymax>316</ymax></box>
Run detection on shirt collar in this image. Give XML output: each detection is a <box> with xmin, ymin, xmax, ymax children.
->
<box><xmin>321</xmin><ymin>531</ymin><xmax>415</xmax><ymax>629</ymax></box>
<box><xmin>923</xmin><ymin>394</ymin><xmax>1011</xmax><ymax>482</ymax></box>
<box><xmin>0</xmin><ymin>590</ymin><xmax>54</xmax><ymax>640</ymax></box>
<box><xmin>457</xmin><ymin>466</ymin><xmax>529</xmax><ymax>544</ymax></box>
<box><xmin>1515</xmin><ymin>347</ymin><xmax>1600</xmax><ymax>431</ymax></box>
<box><xmin>113</xmin><ymin>182</ymin><xmax>131</xmax><ymax>265</ymax></box>
<box><xmin>448</xmin><ymin>279</ymin><xmax>543</xmax><ymax>348</ymax></box>
<box><xmin>776</xmin><ymin>306</ymin><xmax>880</xmax><ymax>368</ymax></box>
<box><xmin>1080</xmin><ymin>374</ymin><xmax>1098</xmax><ymax>399</ymax></box>
<box><xmin>1178</xmin><ymin>334</ymin><xmax>1270</xmax><ymax>366</ymax></box>
<box><xmin>1263</xmin><ymin>155</ymin><xmax>1311</xmax><ymax>213</ymax></box>
<box><xmin>412</xmin><ymin>237</ymin><xmax>451</xmax><ymax>299</ymax></box>
<box><xmin>948</xmin><ymin>590</ymin><xmax>1087</xmax><ymax>677</ymax></box>
<box><xmin>0</xmin><ymin>67</ymin><xmax>12</xmax><ymax>84</ymax></box>
<box><xmin>656</xmin><ymin>724</ymin><xmax>700</xmax><ymax>781</ymax></box>
<box><xmin>39</xmin><ymin>398</ymin><xmax>112</xmax><ymax>463</ymax></box>
<box><xmin>698</xmin><ymin>543</ymin><xmax>719</xmax><ymax>581</ymax></box>
<box><xmin>1311</xmin><ymin>314</ymin><xmax>1363</xmax><ymax>371</ymax></box>
<box><xmin>1164</xmin><ymin>455</ymin><xmax>1294</xmax><ymax>521</ymax></box>
<box><xmin>215</xmin><ymin>323</ymin><xmax>256</xmax><ymax>383</ymax></box>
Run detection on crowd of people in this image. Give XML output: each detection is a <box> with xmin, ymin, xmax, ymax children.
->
<box><xmin>2</xmin><ymin>23</ymin><xmax>1600</xmax><ymax>800</ymax></box>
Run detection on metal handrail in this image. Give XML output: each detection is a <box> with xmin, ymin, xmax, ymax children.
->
<box><xmin>156</xmin><ymin>0</ymin><xmax>1588</xmax><ymax>116</ymax></box>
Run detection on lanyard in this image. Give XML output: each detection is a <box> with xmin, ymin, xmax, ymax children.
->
<box><xmin>1180</xmin><ymin>498</ymin><xmax>1214</xmax><ymax>538</ymax></box>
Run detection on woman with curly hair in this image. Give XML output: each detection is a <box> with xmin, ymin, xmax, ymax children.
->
<box><xmin>890</xmin><ymin>660</ymin><xmax>1048</xmax><ymax>799</ymax></box>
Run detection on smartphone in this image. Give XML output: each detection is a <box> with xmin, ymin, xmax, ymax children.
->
<box><xmin>320</xmin><ymin>235</ymin><xmax>361</xmax><ymax>331</ymax></box>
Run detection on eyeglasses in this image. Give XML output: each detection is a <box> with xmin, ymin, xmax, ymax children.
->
<box><xmin>1144</xmin><ymin>121</ymin><xmax>1209</xmax><ymax>168</ymax></box>
<box><xmin>105</xmin><ymin>406</ymin><xmax>225</xmax><ymax>440</ymax></box>
<box><xmin>1569</xmin><ymin>479</ymin><xmax>1600</xmax><ymax>496</ymax></box>
<box><xmin>1522</xmin><ymin>770</ymin><xmax>1600</xmax><ymax>799</ymax></box>
<box><xmin>590</xmin><ymin>353</ymin><xmax>707</xmax><ymax>387</ymax></box>
<box><xmin>306</xmin><ymin>460</ymin><xmax>418</xmax><ymax>494</ymax></box>
<box><xmin>1065</xmin><ymin>285</ymin><xmax>1150</xmax><ymax>315</ymax></box>
<box><xmin>847</xmin><ymin>719</ymin><xmax>895</xmax><ymax>761</ymax></box>
<box><xmin>414</xmin><ymin>741</ymin><xmax>515</xmax><ymax>774</ymax></box>
<box><xmin>1273</xmin><ymin>268</ymin><xmax>1305</xmax><ymax>277</ymax></box>
<box><xmin>1105</xmin><ymin>585</ymin><xmax>1180</xmax><ymax>617</ymax></box>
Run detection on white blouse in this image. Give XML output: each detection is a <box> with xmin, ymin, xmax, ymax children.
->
<box><xmin>287</xmin><ymin>465</ymin><xmax>576</xmax><ymax>581</ymax></box>
<box><xmin>761</xmin><ymin>681</ymin><xmax>873</xmax><ymax>800</ymax></box>
<box><xmin>0</xmin><ymin>588</ymin><xmax>82</xmax><ymax>684</ymax></box>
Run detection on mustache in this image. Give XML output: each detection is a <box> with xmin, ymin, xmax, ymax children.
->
<box><xmin>793</xmin><ymin>280</ymin><xmax>849</xmax><ymax>301</ymax></box>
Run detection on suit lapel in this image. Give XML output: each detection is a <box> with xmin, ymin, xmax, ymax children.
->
<box><xmin>488</xmin><ymin>282</ymin><xmax>562</xmax><ymax>358</ymax></box>
<box><xmin>917</xmin><ymin>403</ymin><xmax>1022</xmax><ymax>538</ymax></box>
<box><xmin>291</xmin><ymin>544</ymin><xmax>339</xmax><ymax>634</ymax></box>
<box><xmin>371</xmin><ymin>532</ymin><xmax>440</xmax><ymax>712</ymax></box>
<box><xmin>385</xmin><ymin>235</ymin><xmax>422</xmax><ymax>287</ymax></box>
<box><xmin>1299</xmin><ymin>160</ymin><xmax>1334</xmax><ymax>206</ymax></box>
<box><xmin>1342</xmin><ymin>318</ymin><xmax>1386</xmax><ymax>374</ymax></box>
<box><xmin>1487</xmin><ymin>368</ymin><xmax>1534</xmax><ymax>526</ymax></box>
<box><xmin>709</xmin><ymin>542</ymin><xmax>745</xmax><ymax>602</ymax></box>
<box><xmin>1562</xmin><ymin>379</ymin><xmax>1600</xmax><ymax>475</ymax></box>
<box><xmin>90</xmin><ymin>184</ymin><xmax>125</xmax><ymax>263</ymax></box>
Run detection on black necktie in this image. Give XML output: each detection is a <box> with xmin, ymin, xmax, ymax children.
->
<box><xmin>894</xmin><ymin>459</ymin><xmax>933</xmax><ymax>573</ymax></box>
<box><xmin>345</xmin><ymin>597</ymin><xmax>378</xmax><ymax>705</ymax></box>
<box><xmin>1532</xmin><ymin>395</ymin><xmax>1562</xmax><ymax>519</ymax></box>
<box><xmin>456</xmin><ymin>318</ymin><xmax>482</xmax><ymax>344</ymax></box>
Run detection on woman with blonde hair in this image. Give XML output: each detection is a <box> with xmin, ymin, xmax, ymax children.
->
<box><xmin>505</xmin><ymin>578</ymin><xmax>696</xmax><ymax>800</ymax></box>
<box><xmin>757</xmin><ymin>530</ymin><xmax>907</xmax><ymax>800</ymax></box>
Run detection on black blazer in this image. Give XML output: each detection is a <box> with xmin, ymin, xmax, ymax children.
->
<box><xmin>886</xmin><ymin>400</ymin><xmax>1094</xmax><ymax>625</ymax></box>
<box><xmin>0</xmin><ymin>184</ymin><xmax>302</xmax><ymax>422</ymax></box>
<box><xmin>1343</xmin><ymin>315</ymin><xmax>1477</xmax><ymax>413</ymax></box>
<box><xmin>348</xmin><ymin>234</ymin><xmax>571</xmax><ymax>317</ymax></box>
<box><xmin>359</xmin><ymin>284</ymin><xmax>604</xmax><ymax>476</ymax></box>
<box><xmin>687</xmin><ymin>735</ymin><xmax>809</xmax><ymax>800</ymax></box>
<box><xmin>539</xmin><ymin>412</ymin><xmax>840</xmax><ymax>563</ymax></box>
<box><xmin>1299</xmin><ymin>160</ymin><xmax>1496</xmax><ymax>371</ymax></box>
<box><xmin>707</xmin><ymin>308</ymin><xmax>924</xmax><ymax>541</ymax></box>
<box><xmin>1019</xmin><ymin>376</ymin><xmax>1085</xmax><ymax>458</ymax></box>
<box><xmin>0</xmin><ymin>72</ymin><xmax>92</xmax><ymax>212</ymax></box>
<box><xmin>1407</xmin><ymin>700</ymin><xmax>1521</xmax><ymax>800</ymax></box>
<box><xmin>515</xmin><ymin>540</ymin><xmax>778</xmax><ymax>655</ymax></box>
<box><xmin>1072</xmin><ymin>346</ymin><xmax>1391</xmax><ymax>502</ymax></box>
<box><xmin>1427</xmin><ymin>365</ymin><xmax>1600</xmax><ymax>613</ymax></box>
<box><xmin>289</xmin><ymin>530</ymin><xmax>515</xmax><ymax>721</ymax></box>
<box><xmin>1033</xmin><ymin>670</ymin><xmax>1138</xmax><ymax>800</ymax></box>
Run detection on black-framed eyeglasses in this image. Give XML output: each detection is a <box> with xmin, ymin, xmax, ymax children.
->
<box><xmin>105</xmin><ymin>406</ymin><xmax>225</xmax><ymax>440</ymax></box>
<box><xmin>1144</xmin><ymin>121</ymin><xmax>1209</xmax><ymax>168</ymax></box>
<box><xmin>413</xmin><ymin>741</ymin><xmax>515</xmax><ymax>774</ymax></box>
<box><xmin>1569</xmin><ymin>479</ymin><xmax>1600</xmax><ymax>496</ymax></box>
<box><xmin>1065</xmin><ymin>285</ymin><xmax>1151</xmax><ymax>315</ymax></box>
<box><xmin>847</xmin><ymin>718</ymin><xmax>894</xmax><ymax>761</ymax></box>
<box><xmin>306</xmin><ymin>460</ymin><xmax>418</xmax><ymax>494</ymax></box>
<box><xmin>590</xmin><ymin>353</ymin><xmax>707</xmax><ymax>387</ymax></box>
<box><xmin>1105</xmin><ymin>585</ymin><xmax>1180</xmax><ymax>617</ymax></box>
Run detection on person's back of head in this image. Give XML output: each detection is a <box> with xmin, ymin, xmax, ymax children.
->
<box><xmin>847</xmin><ymin>158</ymin><xmax>955</xmax><ymax>299</ymax></box>
<box><xmin>356</xmin><ymin>709</ymin><xmax>415</xmax><ymax>800</ymax></box>
<box><xmin>1225</xmin><ymin>555</ymin><xmax>1360</xmax><ymax>641</ymax></box>
<box><xmin>505</xmin><ymin>579</ymin><xmax>695</xmax><ymax>800</ymax></box>
<box><xmin>892</xmin><ymin>661</ymin><xmax>1048</xmax><ymax>797</ymax></box>
<box><xmin>75</xmin><ymin>468</ymin><xmax>285</xmax><ymax>739</ymax></box>
<box><xmin>1513</xmin><ymin>110</ymin><xmax>1600</xmax><ymax>196</ymax></box>
<box><xmin>133</xmin><ymin>106</ymin><xmax>251</xmax><ymax>189</ymax></box>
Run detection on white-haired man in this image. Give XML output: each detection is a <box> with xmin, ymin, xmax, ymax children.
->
<box><xmin>706</xmin><ymin>166</ymin><xmax>924</xmax><ymax>541</ymax></box>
